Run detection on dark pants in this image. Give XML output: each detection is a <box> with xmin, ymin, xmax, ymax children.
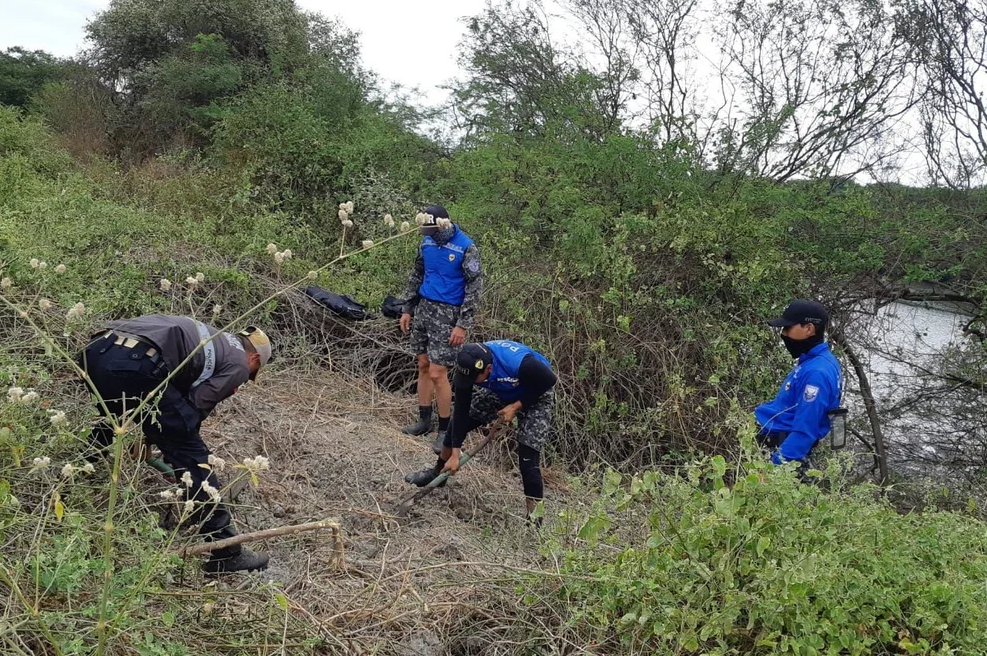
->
<box><xmin>81</xmin><ymin>336</ymin><xmax>239</xmax><ymax>556</ymax></box>
<box><xmin>444</xmin><ymin>388</ymin><xmax>552</xmax><ymax>500</ymax></box>
<box><xmin>756</xmin><ymin>429</ymin><xmax>789</xmax><ymax>451</ymax></box>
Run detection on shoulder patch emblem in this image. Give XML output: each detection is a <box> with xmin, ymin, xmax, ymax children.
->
<box><xmin>803</xmin><ymin>384</ymin><xmax>820</xmax><ymax>402</ymax></box>
<box><xmin>465</xmin><ymin>257</ymin><xmax>480</xmax><ymax>274</ymax></box>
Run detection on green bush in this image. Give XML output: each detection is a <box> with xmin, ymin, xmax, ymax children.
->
<box><xmin>537</xmin><ymin>452</ymin><xmax>987</xmax><ymax>654</ymax></box>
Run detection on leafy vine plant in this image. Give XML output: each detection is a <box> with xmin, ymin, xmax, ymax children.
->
<box><xmin>0</xmin><ymin>201</ymin><xmax>416</xmax><ymax>655</ymax></box>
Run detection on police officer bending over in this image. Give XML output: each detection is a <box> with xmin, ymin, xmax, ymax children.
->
<box><xmin>406</xmin><ymin>340</ymin><xmax>557</xmax><ymax>521</ymax></box>
<box><xmin>399</xmin><ymin>205</ymin><xmax>483</xmax><ymax>454</ymax></box>
<box><xmin>81</xmin><ymin>315</ymin><xmax>272</xmax><ymax>573</ymax></box>
<box><xmin>756</xmin><ymin>300</ymin><xmax>842</xmax><ymax>470</ymax></box>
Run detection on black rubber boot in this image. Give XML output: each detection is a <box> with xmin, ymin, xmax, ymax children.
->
<box><xmin>404</xmin><ymin>466</ymin><xmax>446</xmax><ymax>488</ymax></box>
<box><xmin>431</xmin><ymin>430</ymin><xmax>446</xmax><ymax>455</ymax></box>
<box><xmin>203</xmin><ymin>547</ymin><xmax>270</xmax><ymax>574</ymax></box>
<box><xmin>401</xmin><ymin>416</ymin><xmax>433</xmax><ymax>436</ymax></box>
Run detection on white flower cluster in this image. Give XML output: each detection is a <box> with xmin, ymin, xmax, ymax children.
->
<box><xmin>66</xmin><ymin>302</ymin><xmax>85</xmax><ymax>321</ymax></box>
<box><xmin>266</xmin><ymin>243</ymin><xmax>294</xmax><ymax>264</ymax></box>
<box><xmin>1</xmin><ymin>277</ymin><xmax>11</xmax><ymax>290</ymax></box>
<box><xmin>158</xmin><ymin>488</ymin><xmax>180</xmax><ymax>500</ymax></box>
<box><xmin>338</xmin><ymin>201</ymin><xmax>355</xmax><ymax>228</ymax></box>
<box><xmin>212</xmin><ymin>305</ymin><xmax>222</xmax><ymax>316</ymax></box>
<box><xmin>38</xmin><ymin>298</ymin><xmax>54</xmax><ymax>311</ymax></box>
<box><xmin>30</xmin><ymin>258</ymin><xmax>48</xmax><ymax>270</ymax></box>
<box><xmin>49</xmin><ymin>410</ymin><xmax>67</xmax><ymax>426</ymax></box>
<box><xmin>383</xmin><ymin>214</ymin><xmax>395</xmax><ymax>228</ymax></box>
<box><xmin>31</xmin><ymin>456</ymin><xmax>51</xmax><ymax>471</ymax></box>
<box><xmin>7</xmin><ymin>387</ymin><xmax>39</xmax><ymax>404</ymax></box>
<box><xmin>185</xmin><ymin>272</ymin><xmax>206</xmax><ymax>287</ymax></box>
<box><xmin>361</xmin><ymin>239</ymin><xmax>374</xmax><ymax>249</ymax></box>
<box><xmin>181</xmin><ymin>471</ymin><xmax>193</xmax><ymax>487</ymax></box>
<box><xmin>159</xmin><ymin>278</ymin><xmax>172</xmax><ymax>292</ymax></box>
<box><xmin>242</xmin><ymin>455</ymin><xmax>270</xmax><ymax>472</ymax></box>
<box><xmin>55</xmin><ymin>264</ymin><xmax>67</xmax><ymax>274</ymax></box>
<box><xmin>60</xmin><ymin>462</ymin><xmax>95</xmax><ymax>478</ymax></box>
<box><xmin>200</xmin><ymin>480</ymin><xmax>222</xmax><ymax>502</ymax></box>
<box><xmin>436</xmin><ymin>217</ymin><xmax>452</xmax><ymax>230</ymax></box>
<box><xmin>207</xmin><ymin>454</ymin><xmax>227</xmax><ymax>472</ymax></box>
<box><xmin>400</xmin><ymin>221</ymin><xmax>411</xmax><ymax>231</ymax></box>
<box><xmin>414</xmin><ymin>212</ymin><xmax>431</xmax><ymax>226</ymax></box>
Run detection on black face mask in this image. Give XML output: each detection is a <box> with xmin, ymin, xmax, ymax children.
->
<box><xmin>432</xmin><ymin>224</ymin><xmax>455</xmax><ymax>244</ymax></box>
<box><xmin>781</xmin><ymin>332</ymin><xmax>823</xmax><ymax>358</ymax></box>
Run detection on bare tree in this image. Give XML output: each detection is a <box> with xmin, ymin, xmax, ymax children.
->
<box><xmin>712</xmin><ymin>0</ymin><xmax>917</xmax><ymax>181</ymax></box>
<box><xmin>563</xmin><ymin>0</ymin><xmax>640</xmax><ymax>135</ymax></box>
<box><xmin>897</xmin><ymin>0</ymin><xmax>987</xmax><ymax>189</ymax></box>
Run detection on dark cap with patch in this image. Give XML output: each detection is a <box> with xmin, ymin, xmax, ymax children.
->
<box><xmin>766</xmin><ymin>299</ymin><xmax>829</xmax><ymax>329</ymax></box>
<box><xmin>419</xmin><ymin>204</ymin><xmax>450</xmax><ymax>234</ymax></box>
<box><xmin>454</xmin><ymin>343</ymin><xmax>492</xmax><ymax>384</ymax></box>
<box><xmin>421</xmin><ymin>205</ymin><xmax>449</xmax><ymax>224</ymax></box>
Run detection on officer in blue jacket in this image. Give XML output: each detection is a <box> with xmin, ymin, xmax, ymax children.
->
<box><xmin>406</xmin><ymin>340</ymin><xmax>557</xmax><ymax>521</ymax></box>
<box><xmin>755</xmin><ymin>299</ymin><xmax>842</xmax><ymax>468</ymax></box>
<box><xmin>398</xmin><ymin>205</ymin><xmax>483</xmax><ymax>454</ymax></box>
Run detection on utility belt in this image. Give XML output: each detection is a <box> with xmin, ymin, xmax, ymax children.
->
<box><xmin>89</xmin><ymin>330</ymin><xmax>165</xmax><ymax>368</ymax></box>
<box><xmin>417</xmin><ymin>295</ymin><xmax>463</xmax><ymax>310</ymax></box>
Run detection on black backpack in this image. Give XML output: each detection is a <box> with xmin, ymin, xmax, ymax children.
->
<box><xmin>381</xmin><ymin>295</ymin><xmax>405</xmax><ymax>319</ymax></box>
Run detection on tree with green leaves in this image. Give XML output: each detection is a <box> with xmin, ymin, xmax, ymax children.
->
<box><xmin>0</xmin><ymin>48</ymin><xmax>69</xmax><ymax>108</ymax></box>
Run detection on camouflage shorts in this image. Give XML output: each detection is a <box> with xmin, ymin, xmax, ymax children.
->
<box><xmin>410</xmin><ymin>299</ymin><xmax>462</xmax><ymax>367</ymax></box>
<box><xmin>468</xmin><ymin>387</ymin><xmax>555</xmax><ymax>451</ymax></box>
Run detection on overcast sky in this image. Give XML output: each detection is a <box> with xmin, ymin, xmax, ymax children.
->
<box><xmin>0</xmin><ymin>0</ymin><xmax>487</xmax><ymax>99</ymax></box>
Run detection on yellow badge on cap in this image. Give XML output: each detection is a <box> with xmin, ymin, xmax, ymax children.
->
<box><xmin>475</xmin><ymin>359</ymin><xmax>484</xmax><ymax>370</ymax></box>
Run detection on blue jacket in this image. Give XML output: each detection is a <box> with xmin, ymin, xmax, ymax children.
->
<box><xmin>418</xmin><ymin>225</ymin><xmax>474</xmax><ymax>306</ymax></box>
<box><xmin>755</xmin><ymin>342</ymin><xmax>842</xmax><ymax>464</ymax></box>
<box><xmin>479</xmin><ymin>340</ymin><xmax>551</xmax><ymax>403</ymax></box>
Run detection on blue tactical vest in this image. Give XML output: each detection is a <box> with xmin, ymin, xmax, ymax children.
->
<box><xmin>478</xmin><ymin>340</ymin><xmax>551</xmax><ymax>403</ymax></box>
<box><xmin>418</xmin><ymin>225</ymin><xmax>474</xmax><ymax>306</ymax></box>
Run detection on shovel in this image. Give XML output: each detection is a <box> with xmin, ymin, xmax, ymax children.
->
<box><xmin>395</xmin><ymin>420</ymin><xmax>506</xmax><ymax>517</ymax></box>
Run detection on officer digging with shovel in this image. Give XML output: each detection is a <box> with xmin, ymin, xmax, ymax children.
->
<box><xmin>405</xmin><ymin>340</ymin><xmax>557</xmax><ymax>523</ymax></box>
<box><xmin>80</xmin><ymin>314</ymin><xmax>273</xmax><ymax>573</ymax></box>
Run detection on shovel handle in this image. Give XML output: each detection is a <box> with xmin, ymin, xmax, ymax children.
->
<box><xmin>395</xmin><ymin>420</ymin><xmax>506</xmax><ymax>516</ymax></box>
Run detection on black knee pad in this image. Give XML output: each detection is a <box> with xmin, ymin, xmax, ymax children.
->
<box><xmin>517</xmin><ymin>443</ymin><xmax>543</xmax><ymax>500</ymax></box>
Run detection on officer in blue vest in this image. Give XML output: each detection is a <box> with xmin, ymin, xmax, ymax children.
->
<box><xmin>755</xmin><ymin>299</ymin><xmax>842</xmax><ymax>469</ymax></box>
<box><xmin>398</xmin><ymin>205</ymin><xmax>483</xmax><ymax>454</ymax></box>
<box><xmin>406</xmin><ymin>340</ymin><xmax>557</xmax><ymax>522</ymax></box>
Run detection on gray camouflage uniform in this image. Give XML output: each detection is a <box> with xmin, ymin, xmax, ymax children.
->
<box><xmin>401</xmin><ymin>225</ymin><xmax>483</xmax><ymax>367</ymax></box>
<box><xmin>464</xmin><ymin>387</ymin><xmax>555</xmax><ymax>451</ymax></box>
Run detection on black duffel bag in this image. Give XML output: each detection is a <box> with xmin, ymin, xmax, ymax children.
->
<box><xmin>304</xmin><ymin>286</ymin><xmax>371</xmax><ymax>321</ymax></box>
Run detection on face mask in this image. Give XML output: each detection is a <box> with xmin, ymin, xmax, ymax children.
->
<box><xmin>432</xmin><ymin>224</ymin><xmax>455</xmax><ymax>244</ymax></box>
<box><xmin>781</xmin><ymin>333</ymin><xmax>823</xmax><ymax>358</ymax></box>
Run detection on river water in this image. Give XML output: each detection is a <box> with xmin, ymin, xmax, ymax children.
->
<box><xmin>850</xmin><ymin>299</ymin><xmax>977</xmax><ymax>470</ymax></box>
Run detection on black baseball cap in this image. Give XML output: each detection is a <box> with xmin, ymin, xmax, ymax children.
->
<box><xmin>454</xmin><ymin>343</ymin><xmax>492</xmax><ymax>384</ymax></box>
<box><xmin>419</xmin><ymin>204</ymin><xmax>450</xmax><ymax>234</ymax></box>
<box><xmin>767</xmin><ymin>299</ymin><xmax>829</xmax><ymax>329</ymax></box>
